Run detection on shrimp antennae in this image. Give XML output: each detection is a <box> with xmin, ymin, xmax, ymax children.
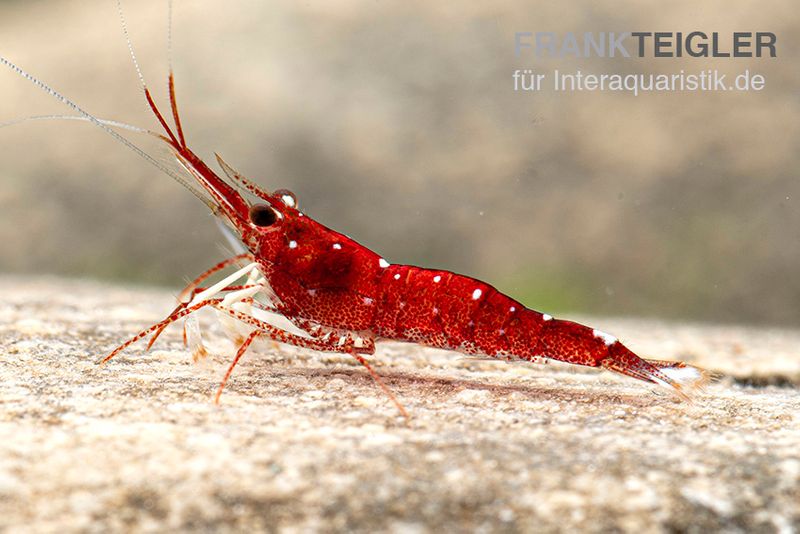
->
<box><xmin>0</xmin><ymin>114</ymin><xmax>215</xmax><ymax>206</ymax></box>
<box><xmin>166</xmin><ymin>0</ymin><xmax>187</xmax><ymax>148</ymax></box>
<box><xmin>116</xmin><ymin>0</ymin><xmax>255</xmax><ymax>228</ymax></box>
<box><xmin>0</xmin><ymin>114</ymin><xmax>154</xmax><ymax>134</ymax></box>
<box><xmin>0</xmin><ymin>55</ymin><xmax>215</xmax><ymax>211</ymax></box>
<box><xmin>115</xmin><ymin>0</ymin><xmax>183</xmax><ymax>149</ymax></box>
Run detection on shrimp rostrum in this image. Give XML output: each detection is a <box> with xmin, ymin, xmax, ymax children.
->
<box><xmin>0</xmin><ymin>7</ymin><xmax>709</xmax><ymax>416</ymax></box>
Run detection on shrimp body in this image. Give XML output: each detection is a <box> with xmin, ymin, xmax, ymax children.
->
<box><xmin>254</xmin><ymin>207</ymin><xmax>705</xmax><ymax>397</ymax></box>
<box><xmin>0</xmin><ymin>3</ymin><xmax>708</xmax><ymax>414</ymax></box>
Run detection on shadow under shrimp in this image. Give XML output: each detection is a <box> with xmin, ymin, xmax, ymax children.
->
<box><xmin>227</xmin><ymin>362</ymin><xmax>675</xmax><ymax>412</ymax></box>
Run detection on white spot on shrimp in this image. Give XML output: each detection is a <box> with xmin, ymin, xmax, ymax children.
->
<box><xmin>363</xmin><ymin>297</ymin><xmax>374</xmax><ymax>305</ymax></box>
<box><xmin>498</xmin><ymin>329</ymin><xmax>505</xmax><ymax>336</ymax></box>
<box><xmin>433</xmin><ymin>275</ymin><xmax>442</xmax><ymax>283</ymax></box>
<box><xmin>332</xmin><ymin>243</ymin><xmax>342</xmax><ymax>250</ymax></box>
<box><xmin>593</xmin><ymin>329</ymin><xmax>617</xmax><ymax>346</ymax></box>
<box><xmin>393</xmin><ymin>273</ymin><xmax>401</xmax><ymax>280</ymax></box>
<box><xmin>432</xmin><ymin>307</ymin><xmax>439</xmax><ymax>315</ymax></box>
<box><xmin>542</xmin><ymin>313</ymin><xmax>553</xmax><ymax>321</ymax></box>
<box><xmin>298</xmin><ymin>212</ymin><xmax>304</xmax><ymax>217</ymax></box>
<box><xmin>281</xmin><ymin>194</ymin><xmax>296</xmax><ymax>208</ymax></box>
<box><xmin>509</xmin><ymin>306</ymin><xmax>516</xmax><ymax>312</ymax></box>
<box><xmin>288</xmin><ymin>240</ymin><xmax>298</xmax><ymax>249</ymax></box>
<box><xmin>307</xmin><ymin>289</ymin><xmax>317</xmax><ymax>297</ymax></box>
<box><xmin>471</xmin><ymin>288</ymin><xmax>482</xmax><ymax>300</ymax></box>
<box><xmin>379</xmin><ymin>258</ymin><xmax>390</xmax><ymax>268</ymax></box>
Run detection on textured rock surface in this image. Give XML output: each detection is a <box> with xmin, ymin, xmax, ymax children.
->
<box><xmin>0</xmin><ymin>276</ymin><xmax>798</xmax><ymax>532</ymax></box>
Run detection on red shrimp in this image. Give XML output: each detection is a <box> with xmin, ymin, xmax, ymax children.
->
<box><xmin>0</xmin><ymin>2</ymin><xmax>708</xmax><ymax>416</ymax></box>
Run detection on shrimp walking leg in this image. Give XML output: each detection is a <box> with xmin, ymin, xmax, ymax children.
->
<box><xmin>213</xmin><ymin>305</ymin><xmax>407</xmax><ymax>416</ymax></box>
<box><xmin>215</xmin><ymin>329</ymin><xmax>261</xmax><ymax>404</ymax></box>
<box><xmin>176</xmin><ymin>253</ymin><xmax>254</xmax><ymax>303</ymax></box>
<box><xmin>255</xmin><ymin>310</ymin><xmax>408</xmax><ymax>416</ymax></box>
<box><xmin>100</xmin><ymin>299</ymin><xmax>224</xmax><ymax>364</ymax></box>
<box><xmin>103</xmin><ymin>297</ymin><xmax>411</xmax><ymax>412</ymax></box>
<box><xmin>211</xmin><ymin>304</ymin><xmax>372</xmax><ymax>354</ymax></box>
<box><xmin>148</xmin><ymin>281</ymin><xmax>261</xmax><ymax>350</ymax></box>
<box><xmin>147</xmin><ymin>259</ymin><xmax>260</xmax><ymax>349</ymax></box>
<box><xmin>350</xmin><ymin>351</ymin><xmax>408</xmax><ymax>419</ymax></box>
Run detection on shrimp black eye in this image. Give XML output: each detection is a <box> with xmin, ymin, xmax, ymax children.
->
<box><xmin>249</xmin><ymin>204</ymin><xmax>278</xmax><ymax>227</ymax></box>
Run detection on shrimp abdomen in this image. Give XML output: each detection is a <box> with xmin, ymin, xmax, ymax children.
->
<box><xmin>374</xmin><ymin>266</ymin><xmax>544</xmax><ymax>358</ymax></box>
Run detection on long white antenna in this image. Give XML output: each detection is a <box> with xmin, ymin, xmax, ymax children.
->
<box><xmin>168</xmin><ymin>0</ymin><xmax>175</xmax><ymax>74</ymax></box>
<box><xmin>0</xmin><ymin>55</ymin><xmax>214</xmax><ymax>209</ymax></box>
<box><xmin>116</xmin><ymin>0</ymin><xmax>147</xmax><ymax>91</ymax></box>
<box><xmin>0</xmin><ymin>114</ymin><xmax>152</xmax><ymax>133</ymax></box>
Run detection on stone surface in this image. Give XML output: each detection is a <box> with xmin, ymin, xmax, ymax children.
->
<box><xmin>0</xmin><ymin>276</ymin><xmax>798</xmax><ymax>532</ymax></box>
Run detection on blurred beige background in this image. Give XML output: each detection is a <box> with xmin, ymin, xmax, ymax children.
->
<box><xmin>0</xmin><ymin>0</ymin><xmax>797</xmax><ymax>325</ymax></box>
